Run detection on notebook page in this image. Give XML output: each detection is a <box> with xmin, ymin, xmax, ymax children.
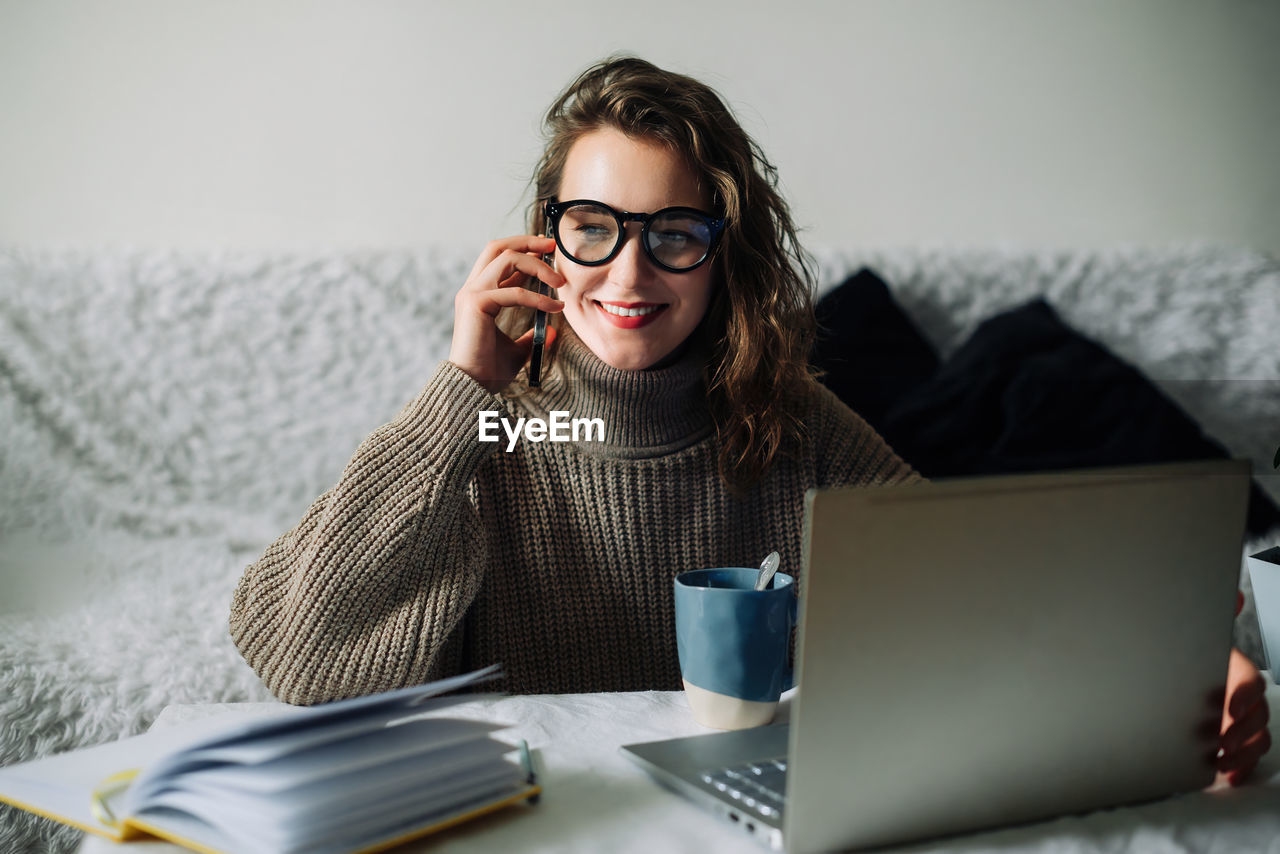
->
<box><xmin>129</xmin><ymin>728</ymin><xmax>517</xmax><ymax>843</ymax></box>
<box><xmin>159</xmin><ymin>717</ymin><xmax>506</xmax><ymax>794</ymax></box>
<box><xmin>0</xmin><ymin>714</ymin><xmax>265</xmax><ymax>837</ymax></box>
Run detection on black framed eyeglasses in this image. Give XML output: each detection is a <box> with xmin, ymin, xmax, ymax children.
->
<box><xmin>544</xmin><ymin>199</ymin><xmax>726</xmax><ymax>273</ymax></box>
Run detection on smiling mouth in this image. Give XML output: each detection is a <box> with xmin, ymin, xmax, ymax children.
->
<box><xmin>596</xmin><ymin>301</ymin><xmax>666</xmax><ymax>318</ymax></box>
<box><xmin>592</xmin><ymin>300</ymin><xmax>669</xmax><ymax>328</ymax></box>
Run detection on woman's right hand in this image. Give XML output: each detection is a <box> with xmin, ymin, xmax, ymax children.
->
<box><xmin>449</xmin><ymin>235</ymin><xmax>566</xmax><ymax>393</ymax></box>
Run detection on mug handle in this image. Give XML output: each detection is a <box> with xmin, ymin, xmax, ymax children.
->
<box><xmin>783</xmin><ymin>589</ymin><xmax>798</xmax><ymax>692</ymax></box>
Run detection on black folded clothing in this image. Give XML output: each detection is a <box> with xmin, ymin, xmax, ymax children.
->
<box><xmin>812</xmin><ymin>269</ymin><xmax>1280</xmax><ymax>538</ymax></box>
<box><xmin>813</xmin><ymin>267</ymin><xmax>939</xmax><ymax>428</ymax></box>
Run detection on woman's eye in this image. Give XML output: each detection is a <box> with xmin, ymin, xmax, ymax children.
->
<box><xmin>575</xmin><ymin>224</ymin><xmax>612</xmax><ymax>240</ymax></box>
<box><xmin>656</xmin><ymin>230</ymin><xmax>692</xmax><ymax>245</ymax></box>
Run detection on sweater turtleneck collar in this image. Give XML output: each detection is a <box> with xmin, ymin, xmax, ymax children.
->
<box><xmin>517</xmin><ymin>329</ymin><xmax>715</xmax><ymax>458</ymax></box>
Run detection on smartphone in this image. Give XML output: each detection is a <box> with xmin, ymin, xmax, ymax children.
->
<box><xmin>528</xmin><ymin>241</ymin><xmax>554</xmax><ymax>387</ymax></box>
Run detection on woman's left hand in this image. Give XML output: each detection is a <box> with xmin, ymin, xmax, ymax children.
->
<box><xmin>1217</xmin><ymin>645</ymin><xmax>1271</xmax><ymax>786</ymax></box>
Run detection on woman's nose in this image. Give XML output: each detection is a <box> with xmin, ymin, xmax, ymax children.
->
<box><xmin>608</xmin><ymin>224</ymin><xmax>652</xmax><ymax>283</ymax></box>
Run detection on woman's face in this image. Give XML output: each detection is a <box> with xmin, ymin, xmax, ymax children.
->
<box><xmin>553</xmin><ymin>127</ymin><xmax>715</xmax><ymax>371</ymax></box>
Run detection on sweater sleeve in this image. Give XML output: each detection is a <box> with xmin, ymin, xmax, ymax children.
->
<box><xmin>810</xmin><ymin>383</ymin><xmax>924</xmax><ymax>489</ymax></box>
<box><xmin>229</xmin><ymin>361</ymin><xmax>507</xmax><ymax>705</ymax></box>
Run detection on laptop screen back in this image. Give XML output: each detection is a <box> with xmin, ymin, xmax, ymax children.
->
<box><xmin>785</xmin><ymin>460</ymin><xmax>1249</xmax><ymax>853</ymax></box>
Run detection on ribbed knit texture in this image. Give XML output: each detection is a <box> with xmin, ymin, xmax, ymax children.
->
<box><xmin>229</xmin><ymin>336</ymin><xmax>920</xmax><ymax>705</ymax></box>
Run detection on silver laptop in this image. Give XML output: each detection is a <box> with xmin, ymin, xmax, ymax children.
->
<box><xmin>623</xmin><ymin>460</ymin><xmax>1250</xmax><ymax>853</ymax></box>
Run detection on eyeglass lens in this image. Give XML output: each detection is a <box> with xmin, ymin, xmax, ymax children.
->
<box><xmin>558</xmin><ymin>203</ymin><xmax>713</xmax><ymax>270</ymax></box>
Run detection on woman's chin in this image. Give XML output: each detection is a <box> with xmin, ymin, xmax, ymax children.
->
<box><xmin>599</xmin><ymin>347</ymin><xmax>667</xmax><ymax>372</ymax></box>
<box><xmin>578</xmin><ymin>335</ymin><xmax>669</xmax><ymax>372</ymax></box>
<box><xmin>564</xmin><ymin>310</ymin><xmax>699</xmax><ymax>371</ymax></box>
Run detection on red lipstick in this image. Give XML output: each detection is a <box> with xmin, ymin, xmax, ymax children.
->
<box><xmin>593</xmin><ymin>300</ymin><xmax>669</xmax><ymax>329</ymax></box>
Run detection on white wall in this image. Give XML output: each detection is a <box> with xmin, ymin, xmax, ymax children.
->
<box><xmin>1</xmin><ymin>0</ymin><xmax>1277</xmax><ymax>255</ymax></box>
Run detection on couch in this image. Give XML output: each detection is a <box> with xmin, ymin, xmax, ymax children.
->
<box><xmin>1</xmin><ymin>243</ymin><xmax>1277</xmax><ymax>852</ymax></box>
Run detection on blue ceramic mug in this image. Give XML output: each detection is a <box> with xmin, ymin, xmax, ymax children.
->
<box><xmin>1248</xmin><ymin>546</ymin><xmax>1280</xmax><ymax>671</ymax></box>
<box><xmin>674</xmin><ymin>567</ymin><xmax>797</xmax><ymax>729</ymax></box>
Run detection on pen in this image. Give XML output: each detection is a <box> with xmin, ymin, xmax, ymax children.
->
<box><xmin>518</xmin><ymin>739</ymin><xmax>541</xmax><ymax>804</ymax></box>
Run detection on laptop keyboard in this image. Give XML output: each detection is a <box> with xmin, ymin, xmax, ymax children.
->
<box><xmin>700</xmin><ymin>757</ymin><xmax>788</xmax><ymax>820</ymax></box>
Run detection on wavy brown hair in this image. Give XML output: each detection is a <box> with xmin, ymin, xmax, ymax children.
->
<box><xmin>502</xmin><ymin>55</ymin><xmax>822</xmax><ymax>495</ymax></box>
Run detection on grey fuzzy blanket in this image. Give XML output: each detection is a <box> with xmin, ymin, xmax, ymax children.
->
<box><xmin>1</xmin><ymin>244</ymin><xmax>1276</xmax><ymax>852</ymax></box>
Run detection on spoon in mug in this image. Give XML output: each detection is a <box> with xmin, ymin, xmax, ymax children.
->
<box><xmin>754</xmin><ymin>551</ymin><xmax>781</xmax><ymax>591</ymax></box>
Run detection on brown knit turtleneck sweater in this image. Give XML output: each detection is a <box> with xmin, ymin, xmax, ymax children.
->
<box><xmin>230</xmin><ymin>336</ymin><xmax>919</xmax><ymax>705</ymax></box>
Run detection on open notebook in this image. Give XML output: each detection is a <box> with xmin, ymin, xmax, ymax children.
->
<box><xmin>0</xmin><ymin>665</ymin><xmax>540</xmax><ymax>854</ymax></box>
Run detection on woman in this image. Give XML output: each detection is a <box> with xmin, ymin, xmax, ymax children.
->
<box><xmin>230</xmin><ymin>56</ymin><xmax>1268</xmax><ymax>783</ymax></box>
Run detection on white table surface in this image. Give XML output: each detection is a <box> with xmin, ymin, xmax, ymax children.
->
<box><xmin>78</xmin><ymin>679</ymin><xmax>1280</xmax><ymax>854</ymax></box>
